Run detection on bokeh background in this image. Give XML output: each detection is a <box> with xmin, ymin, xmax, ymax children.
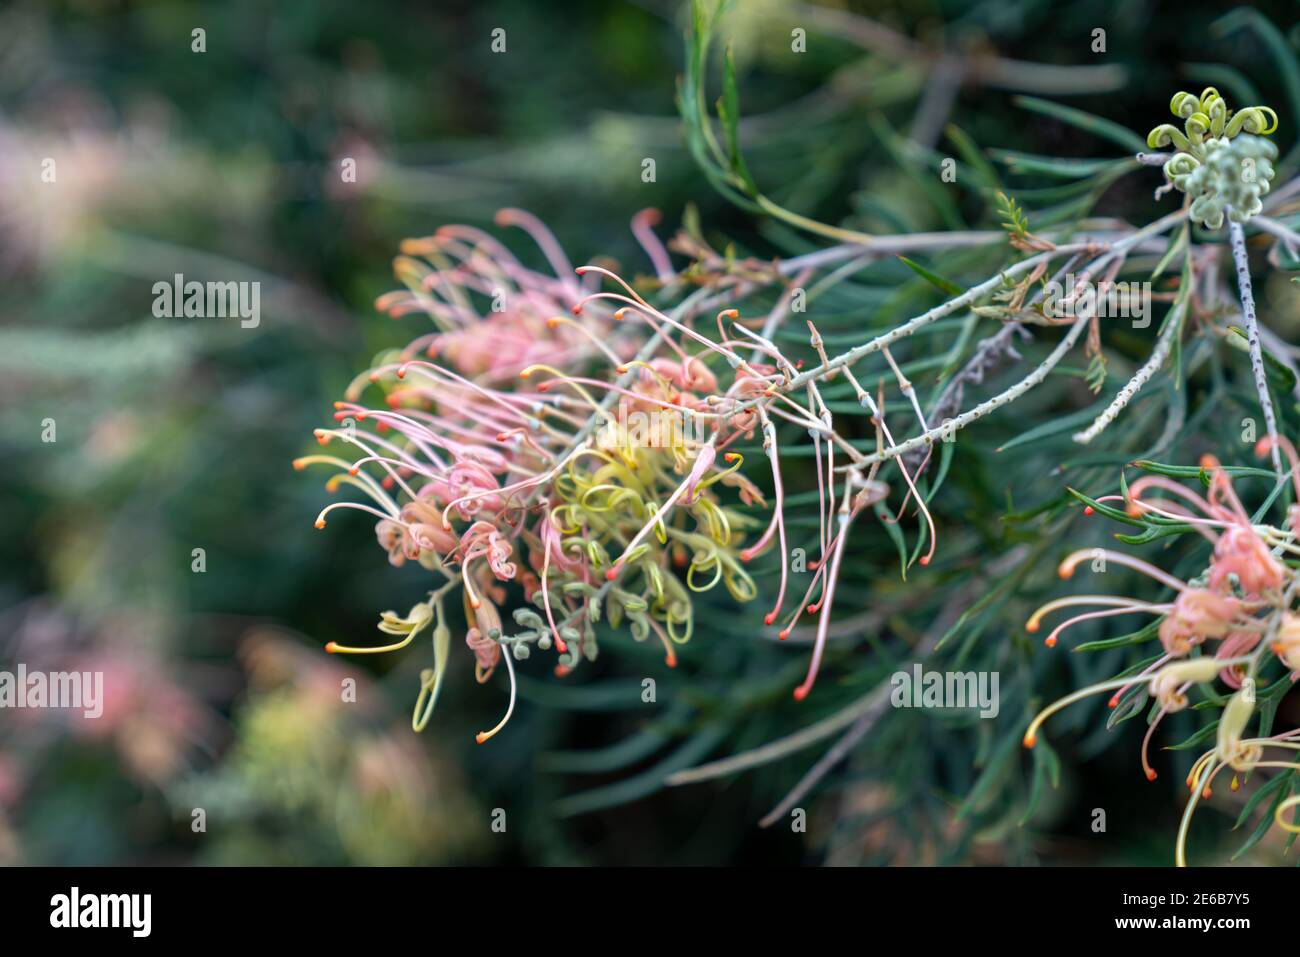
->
<box><xmin>2</xmin><ymin>0</ymin><xmax>1299</xmax><ymax>865</ymax></box>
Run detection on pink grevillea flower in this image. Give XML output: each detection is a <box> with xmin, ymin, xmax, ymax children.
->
<box><xmin>1024</xmin><ymin>441</ymin><xmax>1300</xmax><ymax>864</ymax></box>
<box><xmin>301</xmin><ymin>209</ymin><xmax>776</xmax><ymax>742</ymax></box>
<box><xmin>1028</xmin><ymin>455</ymin><xmax>1286</xmax><ymax>653</ymax></box>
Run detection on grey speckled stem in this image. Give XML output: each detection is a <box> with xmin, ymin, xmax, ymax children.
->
<box><xmin>1228</xmin><ymin>218</ymin><xmax>1283</xmax><ymax>473</ymax></box>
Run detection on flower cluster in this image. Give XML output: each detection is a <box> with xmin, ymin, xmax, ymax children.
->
<box><xmin>1024</xmin><ymin>440</ymin><xmax>1300</xmax><ymax>864</ymax></box>
<box><xmin>1148</xmin><ymin>88</ymin><xmax>1279</xmax><ymax>228</ymax></box>
<box><xmin>300</xmin><ymin>210</ymin><xmax>929</xmax><ymax>741</ymax></box>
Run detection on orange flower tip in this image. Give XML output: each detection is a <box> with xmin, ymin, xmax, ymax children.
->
<box><xmin>333</xmin><ymin>401</ymin><xmax>346</xmax><ymax>410</ymax></box>
<box><xmin>292</xmin><ymin>459</ymin><xmax>307</xmax><ymax>471</ymax></box>
<box><xmin>1107</xmin><ymin>695</ymin><xmax>1120</xmax><ymax>709</ymax></box>
<box><xmin>724</xmin><ymin>452</ymin><xmax>740</xmax><ymax>462</ymax></box>
<box><xmin>605</xmin><ymin>566</ymin><xmax>620</xmax><ymax>581</ymax></box>
<box><xmin>537</xmin><ymin>383</ymin><xmax>551</xmax><ymax>393</ymax></box>
<box><xmin>1145</xmin><ymin>769</ymin><xmax>1158</xmax><ymax>782</ymax></box>
<box><xmin>475</xmin><ymin>732</ymin><xmax>489</xmax><ymax>745</ymax></box>
<box><xmin>806</xmin><ymin>603</ymin><xmax>819</xmax><ymax>614</ymax></box>
<box><xmin>919</xmin><ymin>556</ymin><xmax>930</xmax><ymax>567</ymax></box>
<box><xmin>555</xmin><ymin>640</ymin><xmax>568</xmax><ymax>654</ymax></box>
<box><xmin>778</xmin><ymin>629</ymin><xmax>790</xmax><ymax>641</ymax></box>
<box><xmin>348</xmin><ymin>467</ymin><xmax>360</xmax><ymax>476</ymax></box>
<box><xmin>1202</xmin><ymin>788</ymin><xmax>1213</xmax><ymax>799</ymax></box>
<box><xmin>314</xmin><ymin>519</ymin><xmax>326</xmax><ymax>529</ymax></box>
<box><xmin>722</xmin><ymin>309</ymin><xmax>738</xmax><ymax>318</ymax></box>
<box><xmin>1022</xmin><ymin>734</ymin><xmax>1036</xmax><ymax>749</ymax></box>
<box><xmin>324</xmin><ymin>641</ymin><xmax>340</xmax><ymax>653</ymax></box>
<box><xmin>571</xmin><ymin>306</ymin><xmax>584</xmax><ymax>316</ymax></box>
<box><xmin>616</xmin><ymin>366</ymin><xmax>628</xmax><ymax>374</ymax></box>
<box><xmin>1044</xmin><ymin>636</ymin><xmax>1057</xmax><ymax>648</ymax></box>
<box><xmin>1083</xmin><ymin>506</ymin><xmax>1094</xmax><ymax>516</ymax></box>
<box><xmin>546</xmin><ymin>316</ymin><xmax>560</xmax><ymax>328</ymax></box>
<box><xmin>793</xmin><ymin>686</ymin><xmax>809</xmax><ymax>702</ymax></box>
<box><xmin>764</xmin><ymin>612</ymin><xmax>776</xmax><ymax>626</ymax></box>
<box><xmin>574</xmin><ymin>266</ymin><xmax>590</xmax><ymax>275</ymax></box>
<box><xmin>665</xmin><ymin>655</ymin><xmax>677</xmax><ymax>669</ymax></box>
<box><xmin>518</xmin><ymin>369</ymin><xmax>532</xmax><ymax>379</ymax></box>
<box><xmin>368</xmin><ymin>372</ymin><xmax>381</xmax><ymax>382</ymax></box>
<box><xmin>1057</xmin><ymin>565</ymin><xmax>1074</xmax><ymax>579</ymax></box>
<box><xmin>1025</xmin><ymin>620</ymin><xmax>1040</xmax><ymax>633</ymax></box>
<box><xmin>355</xmin><ymin>411</ymin><xmax>368</xmax><ymax>420</ymax></box>
<box><xmin>795</xmin><ymin>359</ymin><xmax>804</xmax><ymax>369</ymax></box>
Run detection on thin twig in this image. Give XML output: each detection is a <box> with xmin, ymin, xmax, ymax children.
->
<box><xmin>1228</xmin><ymin>217</ymin><xmax>1283</xmax><ymax>473</ymax></box>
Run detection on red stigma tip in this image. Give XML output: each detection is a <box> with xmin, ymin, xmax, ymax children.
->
<box><xmin>764</xmin><ymin>613</ymin><xmax>776</xmax><ymax>625</ymax></box>
<box><xmin>605</xmin><ymin>566</ymin><xmax>619</xmax><ymax>581</ymax></box>
<box><xmin>1145</xmin><ymin>769</ymin><xmax>1158</xmax><ymax>782</ymax></box>
<box><xmin>324</xmin><ymin>642</ymin><xmax>339</xmax><ymax>653</ymax></box>
<box><xmin>793</xmin><ymin>687</ymin><xmax>809</xmax><ymax>701</ymax></box>
<box><xmin>1083</xmin><ymin>506</ymin><xmax>1094</xmax><ymax>515</ymax></box>
<box><xmin>778</xmin><ymin>629</ymin><xmax>790</xmax><ymax>640</ymax></box>
<box><xmin>1044</xmin><ymin>636</ymin><xmax>1057</xmax><ymax>648</ymax></box>
<box><xmin>1022</xmin><ymin>735</ymin><xmax>1036</xmax><ymax>749</ymax></box>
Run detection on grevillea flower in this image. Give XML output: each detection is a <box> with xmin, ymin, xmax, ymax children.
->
<box><xmin>1148</xmin><ymin>88</ymin><xmax>1279</xmax><ymax>229</ymax></box>
<box><xmin>1023</xmin><ymin>439</ymin><xmax>1300</xmax><ymax>864</ymax></box>
<box><xmin>301</xmin><ymin>208</ymin><xmax>938</xmax><ymax>742</ymax></box>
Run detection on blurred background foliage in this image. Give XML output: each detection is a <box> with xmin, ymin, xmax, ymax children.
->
<box><xmin>2</xmin><ymin>0</ymin><xmax>1299</xmax><ymax>865</ymax></box>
